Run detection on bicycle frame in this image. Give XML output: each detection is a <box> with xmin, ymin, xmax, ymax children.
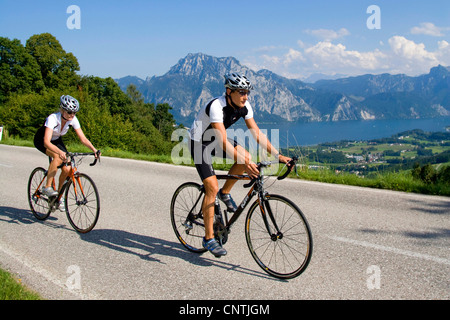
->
<box><xmin>190</xmin><ymin>171</ymin><xmax>281</xmax><ymax>240</ymax></box>
<box><xmin>187</xmin><ymin>156</ymin><xmax>298</xmax><ymax>232</ymax></box>
<box><xmin>215</xmin><ymin>174</ymin><xmax>253</xmax><ymax>227</ymax></box>
<box><xmin>32</xmin><ymin>153</ymin><xmax>94</xmax><ymax>209</ymax></box>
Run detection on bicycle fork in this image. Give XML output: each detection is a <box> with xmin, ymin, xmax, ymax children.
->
<box><xmin>258</xmin><ymin>192</ymin><xmax>283</xmax><ymax>241</ymax></box>
<box><xmin>71</xmin><ymin>173</ymin><xmax>88</xmax><ymax>206</ymax></box>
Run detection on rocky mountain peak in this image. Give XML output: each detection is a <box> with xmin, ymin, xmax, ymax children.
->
<box><xmin>116</xmin><ymin>53</ymin><xmax>450</xmax><ymax>124</ymax></box>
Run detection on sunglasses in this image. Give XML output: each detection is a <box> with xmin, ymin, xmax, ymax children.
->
<box><xmin>236</xmin><ymin>90</ymin><xmax>250</xmax><ymax>96</ymax></box>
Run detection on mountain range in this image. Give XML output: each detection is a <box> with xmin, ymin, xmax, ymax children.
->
<box><xmin>115</xmin><ymin>53</ymin><xmax>450</xmax><ymax>125</ymax></box>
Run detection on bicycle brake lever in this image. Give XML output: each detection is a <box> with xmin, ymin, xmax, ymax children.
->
<box><xmin>277</xmin><ymin>157</ymin><xmax>298</xmax><ymax>180</ymax></box>
<box><xmin>90</xmin><ymin>150</ymin><xmax>101</xmax><ymax>166</ymax></box>
<box><xmin>243</xmin><ymin>179</ymin><xmax>256</xmax><ymax>188</ymax></box>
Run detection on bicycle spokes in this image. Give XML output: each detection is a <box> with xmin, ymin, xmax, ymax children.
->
<box><xmin>246</xmin><ymin>195</ymin><xmax>313</xmax><ymax>279</ymax></box>
<box><xmin>27</xmin><ymin>167</ymin><xmax>52</xmax><ymax>220</ymax></box>
<box><xmin>170</xmin><ymin>182</ymin><xmax>206</xmax><ymax>253</ymax></box>
<box><xmin>65</xmin><ymin>173</ymin><xmax>100</xmax><ymax>233</ymax></box>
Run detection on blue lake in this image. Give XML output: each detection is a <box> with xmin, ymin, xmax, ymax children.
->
<box><xmin>254</xmin><ymin>117</ymin><xmax>450</xmax><ymax>147</ymax></box>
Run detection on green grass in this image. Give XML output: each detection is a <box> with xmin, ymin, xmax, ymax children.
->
<box><xmin>294</xmin><ymin>166</ymin><xmax>450</xmax><ymax>196</ymax></box>
<box><xmin>0</xmin><ymin>268</ymin><xmax>42</xmax><ymax>300</ymax></box>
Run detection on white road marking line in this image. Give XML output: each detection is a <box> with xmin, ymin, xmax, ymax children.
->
<box><xmin>0</xmin><ymin>163</ymin><xmax>13</xmax><ymax>168</ymax></box>
<box><xmin>328</xmin><ymin>235</ymin><xmax>450</xmax><ymax>266</ymax></box>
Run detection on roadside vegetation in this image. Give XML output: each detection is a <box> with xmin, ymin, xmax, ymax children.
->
<box><xmin>280</xmin><ymin>129</ymin><xmax>450</xmax><ymax>196</ymax></box>
<box><xmin>0</xmin><ymin>268</ymin><xmax>42</xmax><ymax>300</ymax></box>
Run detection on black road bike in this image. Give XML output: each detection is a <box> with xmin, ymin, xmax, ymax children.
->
<box><xmin>170</xmin><ymin>157</ymin><xmax>313</xmax><ymax>279</ymax></box>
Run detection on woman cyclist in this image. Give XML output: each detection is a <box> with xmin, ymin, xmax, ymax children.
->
<box><xmin>34</xmin><ymin>95</ymin><xmax>99</xmax><ymax>201</ymax></box>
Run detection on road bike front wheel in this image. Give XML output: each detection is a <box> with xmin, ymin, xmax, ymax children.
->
<box><xmin>27</xmin><ymin>167</ymin><xmax>51</xmax><ymax>220</ymax></box>
<box><xmin>65</xmin><ymin>173</ymin><xmax>100</xmax><ymax>233</ymax></box>
<box><xmin>245</xmin><ymin>194</ymin><xmax>313</xmax><ymax>279</ymax></box>
<box><xmin>170</xmin><ymin>182</ymin><xmax>207</xmax><ymax>253</ymax></box>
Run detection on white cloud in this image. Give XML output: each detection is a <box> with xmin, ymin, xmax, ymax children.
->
<box><xmin>411</xmin><ymin>22</ymin><xmax>447</xmax><ymax>37</ymax></box>
<box><xmin>436</xmin><ymin>40</ymin><xmax>450</xmax><ymax>65</ymax></box>
<box><xmin>388</xmin><ymin>36</ymin><xmax>437</xmax><ymax>61</ymax></box>
<box><xmin>246</xmin><ymin>36</ymin><xmax>450</xmax><ymax>79</ymax></box>
<box><xmin>304</xmin><ymin>42</ymin><xmax>386</xmax><ymax>71</ymax></box>
<box><xmin>284</xmin><ymin>48</ymin><xmax>305</xmax><ymax>65</ymax></box>
<box><xmin>388</xmin><ymin>36</ymin><xmax>439</xmax><ymax>73</ymax></box>
<box><xmin>304</xmin><ymin>28</ymin><xmax>350</xmax><ymax>41</ymax></box>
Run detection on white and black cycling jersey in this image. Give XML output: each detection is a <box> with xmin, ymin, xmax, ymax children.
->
<box><xmin>189</xmin><ymin>94</ymin><xmax>254</xmax><ymax>142</ymax></box>
<box><xmin>44</xmin><ymin>112</ymin><xmax>81</xmax><ymax>141</ymax></box>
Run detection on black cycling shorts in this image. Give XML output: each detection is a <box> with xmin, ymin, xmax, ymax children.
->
<box><xmin>189</xmin><ymin>138</ymin><xmax>239</xmax><ymax>181</ymax></box>
<box><xmin>34</xmin><ymin>125</ymin><xmax>68</xmax><ymax>155</ymax></box>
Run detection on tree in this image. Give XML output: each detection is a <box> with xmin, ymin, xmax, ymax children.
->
<box><xmin>0</xmin><ymin>37</ymin><xmax>44</xmax><ymax>100</ymax></box>
<box><xmin>82</xmin><ymin>76</ymin><xmax>133</xmax><ymax>117</ymax></box>
<box><xmin>153</xmin><ymin>103</ymin><xmax>175</xmax><ymax>139</ymax></box>
<box><xmin>25</xmin><ymin>33</ymin><xmax>80</xmax><ymax>89</ymax></box>
<box><xmin>126</xmin><ymin>84</ymin><xmax>144</xmax><ymax>105</ymax></box>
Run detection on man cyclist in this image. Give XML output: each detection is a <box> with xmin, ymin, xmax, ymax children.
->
<box><xmin>34</xmin><ymin>95</ymin><xmax>99</xmax><ymax>206</ymax></box>
<box><xmin>189</xmin><ymin>73</ymin><xmax>291</xmax><ymax>257</ymax></box>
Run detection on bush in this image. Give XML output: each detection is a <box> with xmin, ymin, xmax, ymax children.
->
<box><xmin>412</xmin><ymin>163</ymin><xmax>450</xmax><ymax>185</ymax></box>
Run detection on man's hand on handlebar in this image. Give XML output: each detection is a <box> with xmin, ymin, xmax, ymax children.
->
<box><xmin>277</xmin><ymin>156</ymin><xmax>298</xmax><ymax>180</ymax></box>
<box><xmin>245</xmin><ymin>162</ymin><xmax>259</xmax><ymax>179</ymax></box>
<box><xmin>278</xmin><ymin>154</ymin><xmax>291</xmax><ymax>165</ymax></box>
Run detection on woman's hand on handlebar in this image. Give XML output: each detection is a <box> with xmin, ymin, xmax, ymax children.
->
<box><xmin>59</xmin><ymin>151</ymin><xmax>67</xmax><ymax>161</ymax></box>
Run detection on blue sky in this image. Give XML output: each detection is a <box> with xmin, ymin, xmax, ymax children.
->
<box><xmin>1</xmin><ymin>0</ymin><xmax>449</xmax><ymax>80</ymax></box>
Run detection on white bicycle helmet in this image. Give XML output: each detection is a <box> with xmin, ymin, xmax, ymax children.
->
<box><xmin>60</xmin><ymin>95</ymin><xmax>80</xmax><ymax>113</ymax></box>
<box><xmin>224</xmin><ymin>73</ymin><xmax>253</xmax><ymax>91</ymax></box>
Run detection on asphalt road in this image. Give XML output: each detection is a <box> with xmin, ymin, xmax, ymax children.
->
<box><xmin>0</xmin><ymin>144</ymin><xmax>449</xmax><ymax>300</ymax></box>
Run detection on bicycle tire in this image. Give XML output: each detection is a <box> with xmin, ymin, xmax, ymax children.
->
<box><xmin>27</xmin><ymin>167</ymin><xmax>51</xmax><ymax>221</ymax></box>
<box><xmin>65</xmin><ymin>173</ymin><xmax>100</xmax><ymax>233</ymax></box>
<box><xmin>245</xmin><ymin>194</ymin><xmax>313</xmax><ymax>279</ymax></box>
<box><xmin>170</xmin><ymin>182</ymin><xmax>207</xmax><ymax>253</ymax></box>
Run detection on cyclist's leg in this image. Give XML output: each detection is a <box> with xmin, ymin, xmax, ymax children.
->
<box><xmin>53</xmin><ymin>140</ymin><xmax>69</xmax><ymax>192</ymax></box>
<box><xmin>59</xmin><ymin>165</ymin><xmax>71</xmax><ymax>190</ymax></box>
<box><xmin>44</xmin><ymin>149</ymin><xmax>61</xmax><ymax>189</ymax></box>
<box><xmin>190</xmin><ymin>139</ymin><xmax>227</xmax><ymax>256</ymax></box>
<box><xmin>202</xmin><ymin>175</ymin><xmax>218</xmax><ymax>240</ymax></box>
<box><xmin>221</xmin><ymin>144</ymin><xmax>247</xmax><ymax>193</ymax></box>
<box><xmin>34</xmin><ymin>127</ymin><xmax>58</xmax><ymax>190</ymax></box>
<box><xmin>191</xmin><ymin>140</ymin><xmax>218</xmax><ymax>240</ymax></box>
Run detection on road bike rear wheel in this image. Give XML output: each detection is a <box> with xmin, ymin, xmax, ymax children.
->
<box><xmin>245</xmin><ymin>194</ymin><xmax>313</xmax><ymax>279</ymax></box>
<box><xmin>65</xmin><ymin>173</ymin><xmax>100</xmax><ymax>233</ymax></box>
<box><xmin>27</xmin><ymin>167</ymin><xmax>51</xmax><ymax>220</ymax></box>
<box><xmin>170</xmin><ymin>182</ymin><xmax>207</xmax><ymax>253</ymax></box>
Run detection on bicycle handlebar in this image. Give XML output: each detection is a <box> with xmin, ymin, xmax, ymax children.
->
<box><xmin>58</xmin><ymin>150</ymin><xmax>101</xmax><ymax>168</ymax></box>
<box><xmin>89</xmin><ymin>150</ymin><xmax>101</xmax><ymax>166</ymax></box>
<box><xmin>243</xmin><ymin>156</ymin><xmax>298</xmax><ymax>188</ymax></box>
<box><xmin>277</xmin><ymin>156</ymin><xmax>298</xmax><ymax>181</ymax></box>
